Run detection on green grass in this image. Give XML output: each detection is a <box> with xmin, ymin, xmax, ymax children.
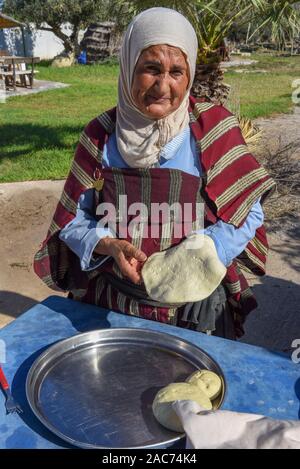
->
<box><xmin>1</xmin><ymin>53</ymin><xmax>300</xmax><ymax>182</ymax></box>
<box><xmin>225</xmin><ymin>53</ymin><xmax>300</xmax><ymax>119</ymax></box>
<box><xmin>0</xmin><ymin>63</ymin><xmax>119</xmax><ymax>182</ymax></box>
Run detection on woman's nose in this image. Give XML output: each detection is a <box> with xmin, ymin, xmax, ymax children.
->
<box><xmin>153</xmin><ymin>73</ymin><xmax>171</xmax><ymax>93</ymax></box>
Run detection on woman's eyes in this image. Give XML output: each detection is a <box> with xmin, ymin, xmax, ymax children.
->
<box><xmin>145</xmin><ymin>67</ymin><xmax>160</xmax><ymax>74</ymax></box>
<box><xmin>144</xmin><ymin>67</ymin><xmax>183</xmax><ymax>76</ymax></box>
<box><xmin>171</xmin><ymin>70</ymin><xmax>184</xmax><ymax>76</ymax></box>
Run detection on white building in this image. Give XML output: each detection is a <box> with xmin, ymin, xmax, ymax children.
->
<box><xmin>0</xmin><ymin>22</ymin><xmax>85</xmax><ymax>59</ymax></box>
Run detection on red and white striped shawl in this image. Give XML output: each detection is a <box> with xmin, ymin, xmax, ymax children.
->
<box><xmin>34</xmin><ymin>96</ymin><xmax>275</xmax><ymax>336</ymax></box>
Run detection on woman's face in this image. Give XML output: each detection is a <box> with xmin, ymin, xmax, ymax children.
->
<box><xmin>131</xmin><ymin>44</ymin><xmax>190</xmax><ymax>119</ymax></box>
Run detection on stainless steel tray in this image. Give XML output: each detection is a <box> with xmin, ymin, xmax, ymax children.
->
<box><xmin>26</xmin><ymin>328</ymin><xmax>226</xmax><ymax>449</ymax></box>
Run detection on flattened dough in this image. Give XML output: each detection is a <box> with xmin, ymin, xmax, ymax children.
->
<box><xmin>152</xmin><ymin>382</ymin><xmax>212</xmax><ymax>432</ymax></box>
<box><xmin>142</xmin><ymin>234</ymin><xmax>226</xmax><ymax>303</ymax></box>
<box><xmin>186</xmin><ymin>370</ymin><xmax>222</xmax><ymax>400</ymax></box>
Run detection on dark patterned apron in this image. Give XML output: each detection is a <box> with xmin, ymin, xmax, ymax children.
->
<box><xmin>76</xmin><ymin>166</ymin><xmax>234</xmax><ymax>338</ymax></box>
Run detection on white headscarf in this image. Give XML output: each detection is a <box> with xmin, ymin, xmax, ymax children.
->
<box><xmin>116</xmin><ymin>7</ymin><xmax>198</xmax><ymax>168</ymax></box>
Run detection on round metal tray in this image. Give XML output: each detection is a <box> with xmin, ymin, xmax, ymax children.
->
<box><xmin>26</xmin><ymin>328</ymin><xmax>226</xmax><ymax>449</ymax></box>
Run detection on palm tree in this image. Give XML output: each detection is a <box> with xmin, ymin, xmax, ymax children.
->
<box><xmin>248</xmin><ymin>1</ymin><xmax>300</xmax><ymax>52</ymax></box>
<box><xmin>190</xmin><ymin>0</ymin><xmax>267</xmax><ymax>104</ymax></box>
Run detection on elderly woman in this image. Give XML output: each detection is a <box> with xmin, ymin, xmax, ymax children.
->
<box><xmin>34</xmin><ymin>8</ymin><xmax>274</xmax><ymax>339</ymax></box>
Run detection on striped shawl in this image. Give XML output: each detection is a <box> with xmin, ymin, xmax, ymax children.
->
<box><xmin>33</xmin><ymin>96</ymin><xmax>275</xmax><ymax>337</ymax></box>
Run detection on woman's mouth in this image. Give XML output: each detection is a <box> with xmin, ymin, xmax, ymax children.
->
<box><xmin>145</xmin><ymin>95</ymin><xmax>171</xmax><ymax>104</ymax></box>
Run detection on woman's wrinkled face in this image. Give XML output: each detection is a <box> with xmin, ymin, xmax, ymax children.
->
<box><xmin>131</xmin><ymin>44</ymin><xmax>190</xmax><ymax>119</ymax></box>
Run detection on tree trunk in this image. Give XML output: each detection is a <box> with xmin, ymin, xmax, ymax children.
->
<box><xmin>70</xmin><ymin>23</ymin><xmax>81</xmax><ymax>58</ymax></box>
<box><xmin>192</xmin><ymin>61</ymin><xmax>231</xmax><ymax>106</ymax></box>
<box><xmin>39</xmin><ymin>24</ymin><xmax>78</xmax><ymax>61</ymax></box>
<box><xmin>192</xmin><ymin>44</ymin><xmax>232</xmax><ymax>105</ymax></box>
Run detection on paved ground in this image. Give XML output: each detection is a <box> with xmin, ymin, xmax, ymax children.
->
<box><xmin>0</xmin><ymin>109</ymin><xmax>299</xmax><ymax>353</ymax></box>
<box><xmin>221</xmin><ymin>58</ymin><xmax>258</xmax><ymax>68</ymax></box>
<box><xmin>1</xmin><ymin>79</ymin><xmax>69</xmax><ymax>102</ymax></box>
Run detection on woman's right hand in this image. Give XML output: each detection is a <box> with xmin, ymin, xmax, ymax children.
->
<box><xmin>94</xmin><ymin>237</ymin><xmax>147</xmax><ymax>285</ymax></box>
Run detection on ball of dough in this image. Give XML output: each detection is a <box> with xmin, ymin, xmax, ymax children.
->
<box><xmin>186</xmin><ymin>370</ymin><xmax>222</xmax><ymax>400</ymax></box>
<box><xmin>152</xmin><ymin>382</ymin><xmax>212</xmax><ymax>432</ymax></box>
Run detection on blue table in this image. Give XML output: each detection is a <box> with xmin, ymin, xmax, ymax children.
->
<box><xmin>0</xmin><ymin>295</ymin><xmax>299</xmax><ymax>449</ymax></box>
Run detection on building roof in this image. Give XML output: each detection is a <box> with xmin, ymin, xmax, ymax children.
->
<box><xmin>0</xmin><ymin>12</ymin><xmax>24</xmax><ymax>29</ymax></box>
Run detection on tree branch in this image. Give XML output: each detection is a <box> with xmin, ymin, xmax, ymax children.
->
<box><xmin>38</xmin><ymin>26</ymin><xmax>55</xmax><ymax>32</ymax></box>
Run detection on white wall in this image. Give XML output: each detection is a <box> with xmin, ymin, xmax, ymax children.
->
<box><xmin>0</xmin><ymin>22</ymin><xmax>85</xmax><ymax>59</ymax></box>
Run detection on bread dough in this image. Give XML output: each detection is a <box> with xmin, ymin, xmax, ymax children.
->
<box><xmin>141</xmin><ymin>234</ymin><xmax>227</xmax><ymax>303</ymax></box>
<box><xmin>186</xmin><ymin>370</ymin><xmax>222</xmax><ymax>400</ymax></box>
<box><xmin>152</xmin><ymin>382</ymin><xmax>212</xmax><ymax>432</ymax></box>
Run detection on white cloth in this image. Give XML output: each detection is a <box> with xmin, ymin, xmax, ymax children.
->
<box><xmin>117</xmin><ymin>7</ymin><xmax>198</xmax><ymax>168</ymax></box>
<box><xmin>173</xmin><ymin>400</ymin><xmax>300</xmax><ymax>449</ymax></box>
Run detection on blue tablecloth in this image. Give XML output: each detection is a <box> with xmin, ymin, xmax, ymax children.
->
<box><xmin>0</xmin><ymin>295</ymin><xmax>299</xmax><ymax>448</ymax></box>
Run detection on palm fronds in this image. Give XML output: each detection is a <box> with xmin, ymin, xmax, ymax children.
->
<box><xmin>249</xmin><ymin>1</ymin><xmax>300</xmax><ymax>50</ymax></box>
<box><xmin>239</xmin><ymin>117</ymin><xmax>263</xmax><ymax>148</ymax></box>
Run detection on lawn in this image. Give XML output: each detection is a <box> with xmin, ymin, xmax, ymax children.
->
<box><xmin>0</xmin><ymin>53</ymin><xmax>300</xmax><ymax>183</ymax></box>
<box><xmin>225</xmin><ymin>53</ymin><xmax>300</xmax><ymax>118</ymax></box>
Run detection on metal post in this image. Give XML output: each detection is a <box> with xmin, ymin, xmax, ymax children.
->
<box><xmin>30</xmin><ymin>57</ymin><xmax>34</xmax><ymax>88</ymax></box>
<box><xmin>12</xmin><ymin>58</ymin><xmax>16</xmax><ymax>91</ymax></box>
<box><xmin>21</xmin><ymin>27</ymin><xmax>27</xmax><ymax>57</ymax></box>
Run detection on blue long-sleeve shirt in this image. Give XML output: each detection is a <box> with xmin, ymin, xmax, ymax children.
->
<box><xmin>59</xmin><ymin>127</ymin><xmax>264</xmax><ymax>271</ymax></box>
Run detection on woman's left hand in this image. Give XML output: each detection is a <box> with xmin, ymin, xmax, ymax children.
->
<box><xmin>94</xmin><ymin>237</ymin><xmax>147</xmax><ymax>284</ymax></box>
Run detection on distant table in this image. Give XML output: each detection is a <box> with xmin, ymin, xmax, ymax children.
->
<box><xmin>0</xmin><ymin>56</ymin><xmax>40</xmax><ymax>90</ymax></box>
<box><xmin>0</xmin><ymin>295</ymin><xmax>299</xmax><ymax>449</ymax></box>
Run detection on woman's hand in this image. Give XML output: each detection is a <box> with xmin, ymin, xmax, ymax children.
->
<box><xmin>94</xmin><ymin>237</ymin><xmax>147</xmax><ymax>284</ymax></box>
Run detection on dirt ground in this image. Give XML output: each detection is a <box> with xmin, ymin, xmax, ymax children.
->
<box><xmin>0</xmin><ymin>111</ymin><xmax>300</xmax><ymax>352</ymax></box>
<box><xmin>255</xmin><ymin>106</ymin><xmax>300</xmax><ymax>153</ymax></box>
<box><xmin>0</xmin><ymin>180</ymin><xmax>66</xmax><ymax>328</ymax></box>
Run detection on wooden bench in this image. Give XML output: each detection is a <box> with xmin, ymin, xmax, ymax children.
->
<box><xmin>15</xmin><ymin>68</ymin><xmax>39</xmax><ymax>88</ymax></box>
<box><xmin>0</xmin><ymin>56</ymin><xmax>40</xmax><ymax>91</ymax></box>
<box><xmin>0</xmin><ymin>70</ymin><xmax>13</xmax><ymax>89</ymax></box>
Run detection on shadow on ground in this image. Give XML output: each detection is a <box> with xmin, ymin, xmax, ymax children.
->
<box><xmin>240</xmin><ymin>274</ymin><xmax>300</xmax><ymax>353</ymax></box>
<box><xmin>1</xmin><ymin>269</ymin><xmax>299</xmax><ymax>355</ymax></box>
<box><xmin>0</xmin><ymin>290</ymin><xmax>66</xmax><ymax>324</ymax></box>
<box><xmin>0</xmin><ymin>123</ymin><xmax>82</xmax><ymax>162</ymax></box>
